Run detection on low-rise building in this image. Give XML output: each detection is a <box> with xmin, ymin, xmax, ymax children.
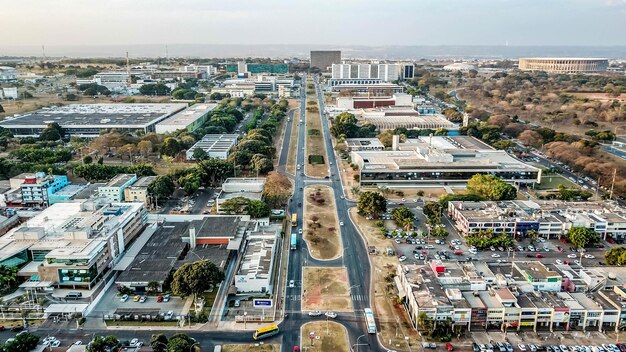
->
<box><xmin>234</xmin><ymin>226</ymin><xmax>279</xmax><ymax>294</ymax></box>
<box><xmin>186</xmin><ymin>134</ymin><xmax>239</xmax><ymax>160</ymax></box>
<box><xmin>0</xmin><ymin>66</ymin><xmax>17</xmax><ymax>81</ymax></box>
<box><xmin>11</xmin><ymin>173</ymin><xmax>71</xmax><ymax>207</ymax></box>
<box><xmin>124</xmin><ymin>176</ymin><xmax>156</xmax><ymax>206</ymax></box>
<box><xmin>155</xmin><ymin>103</ymin><xmax>217</xmax><ymax>134</ymax></box>
<box><xmin>344</xmin><ymin>138</ymin><xmax>385</xmax><ymax>152</ymax></box>
<box><xmin>98</xmin><ymin>174</ymin><xmax>137</xmax><ymax>203</ymax></box>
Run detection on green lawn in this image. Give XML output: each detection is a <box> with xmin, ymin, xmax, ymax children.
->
<box><xmin>106</xmin><ymin>321</ymin><xmax>179</xmax><ymax>327</ymax></box>
<box><xmin>535</xmin><ymin>175</ymin><xmax>579</xmax><ymax>190</ymax></box>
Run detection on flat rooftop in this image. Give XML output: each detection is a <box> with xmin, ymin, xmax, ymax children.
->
<box><xmin>130</xmin><ymin>176</ymin><xmax>156</xmax><ymax>188</ymax></box>
<box><xmin>104</xmin><ymin>174</ymin><xmax>135</xmax><ymax>188</ymax></box>
<box><xmin>188</xmin><ymin>134</ymin><xmax>239</xmax><ymax>153</ymax></box>
<box><xmin>513</xmin><ymin>261</ymin><xmax>560</xmax><ymax>280</ymax></box>
<box><xmin>0</xmin><ymin>103</ymin><xmax>187</xmax><ymax>128</ymax></box>
<box><xmin>237</xmin><ymin>234</ymin><xmax>276</xmax><ymax>278</ymax></box>
<box><xmin>51</xmin><ymin>184</ymin><xmax>87</xmax><ymax>198</ymax></box>
<box><xmin>157</xmin><ymin>103</ymin><xmax>217</xmax><ymax>127</ymax></box>
<box><xmin>345</xmin><ymin>138</ymin><xmax>384</xmax><ymax>148</ymax></box>
<box><xmin>72</xmin><ymin>183</ymin><xmax>104</xmax><ymax>200</ymax></box>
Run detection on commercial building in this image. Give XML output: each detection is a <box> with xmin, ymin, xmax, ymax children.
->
<box><xmin>235</xmin><ymin>227</ymin><xmax>279</xmax><ymax>294</ymax></box>
<box><xmin>0</xmin><ymin>87</ymin><xmax>18</xmax><ymax>99</ymax></box>
<box><xmin>331</xmin><ymin>63</ymin><xmax>408</xmax><ymax>82</ymax></box>
<box><xmin>443</xmin><ymin>63</ymin><xmax>477</xmax><ymax>72</ymax></box>
<box><xmin>98</xmin><ymin>174</ymin><xmax>138</xmax><ymax>203</ymax></box>
<box><xmin>155</xmin><ymin>103</ymin><xmax>217</xmax><ymax>134</ymax></box>
<box><xmin>92</xmin><ymin>72</ymin><xmax>129</xmax><ymax>90</ymax></box>
<box><xmin>518</xmin><ymin>58</ymin><xmax>609</xmax><ymax>73</ymax></box>
<box><xmin>344</xmin><ymin>138</ymin><xmax>385</xmax><ymax>152</ymax></box>
<box><xmin>403</xmin><ymin>64</ymin><xmax>415</xmax><ymax>79</ymax></box>
<box><xmin>331</xmin><ymin>83</ymin><xmax>404</xmax><ymax>94</ymax></box>
<box><xmin>12</xmin><ymin>173</ymin><xmax>71</xmax><ymax>207</ymax></box>
<box><xmin>310</xmin><ymin>50</ymin><xmax>341</xmax><ymax>72</ymax></box>
<box><xmin>355</xmin><ymin>106</ymin><xmax>458</xmax><ymax>131</ymax></box>
<box><xmin>217</xmin><ymin>178</ymin><xmax>266</xmax><ymax>212</ymax></box>
<box><xmin>351</xmin><ymin>136</ymin><xmax>540</xmax><ymax>187</ymax></box>
<box><xmin>0</xmin><ymin>200</ymin><xmax>147</xmax><ymax>291</ymax></box>
<box><xmin>124</xmin><ymin>176</ymin><xmax>156</xmax><ymax>206</ymax></box>
<box><xmin>336</xmin><ymin>93</ymin><xmax>413</xmax><ymax>109</ymax></box>
<box><xmin>0</xmin><ymin>66</ymin><xmax>17</xmax><ymax>81</ymax></box>
<box><xmin>151</xmin><ymin>71</ymin><xmax>200</xmax><ymax>80</ymax></box>
<box><xmin>447</xmin><ymin>199</ymin><xmax>626</xmax><ymax>241</ymax></box>
<box><xmin>186</xmin><ymin>134</ymin><xmax>239</xmax><ymax>160</ymax></box>
<box><xmin>225</xmin><ymin>63</ymin><xmax>289</xmax><ymax>75</ymax></box>
<box><xmin>0</xmin><ymin>103</ymin><xmax>187</xmax><ymax>138</ymax></box>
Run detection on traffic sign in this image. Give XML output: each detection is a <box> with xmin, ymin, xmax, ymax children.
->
<box><xmin>253</xmin><ymin>299</ymin><xmax>273</xmax><ymax>308</ymax></box>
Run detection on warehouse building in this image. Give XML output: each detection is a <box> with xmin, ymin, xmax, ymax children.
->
<box><xmin>155</xmin><ymin>103</ymin><xmax>217</xmax><ymax>134</ymax></box>
<box><xmin>186</xmin><ymin>134</ymin><xmax>239</xmax><ymax>160</ymax></box>
<box><xmin>0</xmin><ymin>103</ymin><xmax>187</xmax><ymax>138</ymax></box>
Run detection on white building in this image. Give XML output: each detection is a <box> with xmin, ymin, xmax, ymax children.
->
<box><xmin>98</xmin><ymin>174</ymin><xmax>137</xmax><ymax>202</ymax></box>
<box><xmin>234</xmin><ymin>228</ymin><xmax>279</xmax><ymax>294</ymax></box>
<box><xmin>0</xmin><ymin>87</ymin><xmax>18</xmax><ymax>99</ymax></box>
<box><xmin>155</xmin><ymin>103</ymin><xmax>217</xmax><ymax>134</ymax></box>
<box><xmin>331</xmin><ymin>63</ymin><xmax>402</xmax><ymax>82</ymax></box>
<box><xmin>186</xmin><ymin>134</ymin><xmax>239</xmax><ymax>160</ymax></box>
<box><xmin>0</xmin><ymin>66</ymin><xmax>17</xmax><ymax>81</ymax></box>
<box><xmin>443</xmin><ymin>63</ymin><xmax>477</xmax><ymax>72</ymax></box>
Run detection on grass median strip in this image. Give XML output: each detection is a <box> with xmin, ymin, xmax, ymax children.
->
<box><xmin>303</xmin><ymin>185</ymin><xmax>342</xmax><ymax>260</ymax></box>
<box><xmin>300</xmin><ymin>321</ymin><xmax>349</xmax><ymax>352</ymax></box>
<box><xmin>301</xmin><ymin>267</ymin><xmax>352</xmax><ymax>312</ymax></box>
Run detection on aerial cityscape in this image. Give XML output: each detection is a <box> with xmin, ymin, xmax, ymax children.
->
<box><xmin>1</xmin><ymin>1</ymin><xmax>626</xmax><ymax>352</ymax></box>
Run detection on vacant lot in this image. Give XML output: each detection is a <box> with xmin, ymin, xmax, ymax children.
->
<box><xmin>286</xmin><ymin>108</ymin><xmax>300</xmax><ymax>175</ymax></box>
<box><xmin>223</xmin><ymin>344</ymin><xmax>280</xmax><ymax>352</ymax></box>
<box><xmin>302</xmin><ymin>267</ymin><xmax>352</xmax><ymax>312</ymax></box>
<box><xmin>300</xmin><ymin>321</ymin><xmax>349</xmax><ymax>352</ymax></box>
<box><xmin>305</xmin><ymin>97</ymin><xmax>328</xmax><ymax>178</ymax></box>
<box><xmin>349</xmin><ymin>207</ymin><xmax>419</xmax><ymax>351</ymax></box>
<box><xmin>303</xmin><ymin>185</ymin><xmax>341</xmax><ymax>260</ymax></box>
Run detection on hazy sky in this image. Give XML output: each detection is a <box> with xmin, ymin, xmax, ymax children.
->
<box><xmin>2</xmin><ymin>0</ymin><xmax>625</xmax><ymax>47</ymax></box>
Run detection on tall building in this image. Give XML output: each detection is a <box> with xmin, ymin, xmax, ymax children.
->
<box><xmin>402</xmin><ymin>64</ymin><xmax>415</xmax><ymax>79</ymax></box>
<box><xmin>310</xmin><ymin>50</ymin><xmax>341</xmax><ymax>72</ymax></box>
<box><xmin>331</xmin><ymin>63</ymin><xmax>402</xmax><ymax>82</ymax></box>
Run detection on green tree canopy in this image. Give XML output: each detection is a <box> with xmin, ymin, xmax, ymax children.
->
<box><xmin>247</xmin><ymin>199</ymin><xmax>271</xmax><ymax>218</ymax></box>
<box><xmin>167</xmin><ymin>333</ymin><xmax>198</xmax><ymax>352</ymax></box>
<box><xmin>567</xmin><ymin>227</ymin><xmax>600</xmax><ymax>249</ymax></box>
<box><xmin>171</xmin><ymin>260</ymin><xmax>224</xmax><ymax>300</ymax></box>
<box><xmin>605</xmin><ymin>246</ymin><xmax>626</xmax><ymax>266</ymax></box>
<box><xmin>191</xmin><ymin>148</ymin><xmax>208</xmax><ymax>161</ymax></box>
<box><xmin>150</xmin><ymin>333</ymin><xmax>168</xmax><ymax>352</ymax></box>
<box><xmin>220</xmin><ymin>196</ymin><xmax>251</xmax><ymax>214</ymax></box>
<box><xmin>147</xmin><ymin>175</ymin><xmax>176</xmax><ymax>203</ymax></box>
<box><xmin>86</xmin><ymin>335</ymin><xmax>121</xmax><ymax>352</ymax></box>
<box><xmin>391</xmin><ymin>206</ymin><xmax>415</xmax><ymax>229</ymax></box>
<box><xmin>161</xmin><ymin>137</ymin><xmax>182</xmax><ymax>157</ymax></box>
<box><xmin>357</xmin><ymin>191</ymin><xmax>387</xmax><ymax>218</ymax></box>
<box><xmin>466</xmin><ymin>174</ymin><xmax>517</xmax><ymax>201</ymax></box>
<box><xmin>39</xmin><ymin>122</ymin><xmax>65</xmax><ymax>141</ymax></box>
<box><xmin>2</xmin><ymin>332</ymin><xmax>39</xmax><ymax>352</ymax></box>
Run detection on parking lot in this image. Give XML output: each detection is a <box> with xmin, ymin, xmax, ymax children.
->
<box><xmin>87</xmin><ymin>285</ymin><xmax>188</xmax><ymax>320</ymax></box>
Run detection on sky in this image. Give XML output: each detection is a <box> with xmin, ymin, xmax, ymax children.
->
<box><xmin>1</xmin><ymin>0</ymin><xmax>625</xmax><ymax>47</ymax></box>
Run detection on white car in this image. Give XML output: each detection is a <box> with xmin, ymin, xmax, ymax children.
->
<box><xmin>555</xmin><ymin>259</ymin><xmax>563</xmax><ymax>265</ymax></box>
<box><xmin>543</xmin><ymin>246</ymin><xmax>550</xmax><ymax>252</ymax></box>
<box><xmin>73</xmin><ymin>341</ymin><xmax>82</xmax><ymax>345</ymax></box>
<box><xmin>325</xmin><ymin>311</ymin><xmax>337</xmax><ymax>319</ymax></box>
<box><xmin>164</xmin><ymin>311</ymin><xmax>174</xmax><ymax>320</ymax></box>
<box><xmin>584</xmin><ymin>254</ymin><xmax>595</xmax><ymax>259</ymax></box>
<box><xmin>339</xmin><ymin>221</ymin><xmax>344</xmax><ymax>226</ymax></box>
<box><xmin>139</xmin><ymin>296</ymin><xmax>147</xmax><ymax>303</ymax></box>
<box><xmin>519</xmin><ymin>345</ymin><xmax>527</xmax><ymax>351</ymax></box>
<box><xmin>398</xmin><ymin>255</ymin><xmax>407</xmax><ymax>262</ymax></box>
<box><xmin>567</xmin><ymin>254</ymin><xmax>577</xmax><ymax>258</ymax></box>
<box><xmin>130</xmin><ymin>338</ymin><xmax>139</xmax><ymax>346</ymax></box>
<box><xmin>308</xmin><ymin>310</ymin><xmax>322</xmax><ymax>317</ymax></box>
<box><xmin>120</xmin><ymin>294</ymin><xmax>129</xmax><ymax>302</ymax></box>
<box><xmin>491</xmin><ymin>253</ymin><xmax>501</xmax><ymax>258</ymax></box>
<box><xmin>298</xmin><ymin>228</ymin><xmax>303</xmax><ymax>234</ymax></box>
<box><xmin>469</xmin><ymin>248</ymin><xmax>478</xmax><ymax>254</ymax></box>
<box><xmin>43</xmin><ymin>337</ymin><xmax>56</xmax><ymax>344</ymax></box>
<box><xmin>289</xmin><ymin>280</ymin><xmax>295</xmax><ymax>288</ymax></box>
<box><xmin>490</xmin><ymin>246</ymin><xmax>496</xmax><ymax>251</ymax></box>
<box><xmin>51</xmin><ymin>340</ymin><xmax>61</xmax><ymax>348</ymax></box>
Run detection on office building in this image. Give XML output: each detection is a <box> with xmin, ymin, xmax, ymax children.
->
<box><xmin>124</xmin><ymin>176</ymin><xmax>156</xmax><ymax>206</ymax></box>
<box><xmin>331</xmin><ymin>63</ymin><xmax>403</xmax><ymax>82</ymax></box>
<box><xmin>331</xmin><ymin>82</ymin><xmax>404</xmax><ymax>94</ymax></box>
<box><xmin>0</xmin><ymin>103</ymin><xmax>187</xmax><ymax>138</ymax></box>
<box><xmin>336</xmin><ymin>93</ymin><xmax>413</xmax><ymax>109</ymax></box>
<box><xmin>98</xmin><ymin>174</ymin><xmax>137</xmax><ymax>203</ymax></box>
<box><xmin>351</xmin><ymin>136</ymin><xmax>540</xmax><ymax>186</ymax></box>
<box><xmin>10</xmin><ymin>173</ymin><xmax>71</xmax><ymax>207</ymax></box>
<box><xmin>226</xmin><ymin>63</ymin><xmax>289</xmax><ymax>75</ymax></box>
<box><xmin>518</xmin><ymin>58</ymin><xmax>609</xmax><ymax>73</ymax></box>
<box><xmin>310</xmin><ymin>50</ymin><xmax>341</xmax><ymax>72</ymax></box>
<box><xmin>0</xmin><ymin>200</ymin><xmax>146</xmax><ymax>290</ymax></box>
<box><xmin>0</xmin><ymin>66</ymin><xmax>17</xmax><ymax>81</ymax></box>
<box><xmin>402</xmin><ymin>64</ymin><xmax>415</xmax><ymax>79</ymax></box>
<box><xmin>344</xmin><ymin>138</ymin><xmax>385</xmax><ymax>152</ymax></box>
<box><xmin>155</xmin><ymin>103</ymin><xmax>218</xmax><ymax>134</ymax></box>
<box><xmin>235</xmin><ymin>227</ymin><xmax>279</xmax><ymax>294</ymax></box>
<box><xmin>186</xmin><ymin>134</ymin><xmax>239</xmax><ymax>160</ymax></box>
<box><xmin>447</xmin><ymin>199</ymin><xmax>626</xmax><ymax>241</ymax></box>
<box><xmin>0</xmin><ymin>87</ymin><xmax>18</xmax><ymax>99</ymax></box>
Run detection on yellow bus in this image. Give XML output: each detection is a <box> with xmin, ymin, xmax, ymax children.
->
<box><xmin>291</xmin><ymin>213</ymin><xmax>297</xmax><ymax>226</ymax></box>
<box><xmin>253</xmin><ymin>324</ymin><xmax>280</xmax><ymax>340</ymax></box>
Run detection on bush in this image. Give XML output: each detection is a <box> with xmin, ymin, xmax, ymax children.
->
<box><xmin>308</xmin><ymin>155</ymin><xmax>324</xmax><ymax>164</ymax></box>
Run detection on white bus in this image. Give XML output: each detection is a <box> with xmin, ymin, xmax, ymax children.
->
<box><xmin>364</xmin><ymin>308</ymin><xmax>377</xmax><ymax>334</ymax></box>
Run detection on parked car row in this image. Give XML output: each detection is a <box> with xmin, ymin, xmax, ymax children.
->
<box><xmin>474</xmin><ymin>343</ymin><xmax>625</xmax><ymax>352</ymax></box>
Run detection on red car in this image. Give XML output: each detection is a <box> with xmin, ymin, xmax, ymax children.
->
<box><xmin>156</xmin><ymin>296</ymin><xmax>164</xmax><ymax>302</ymax></box>
<box><xmin>557</xmin><ymin>246</ymin><xmax>563</xmax><ymax>252</ymax></box>
<box><xmin>454</xmin><ymin>250</ymin><xmax>463</xmax><ymax>255</ymax></box>
<box><xmin>293</xmin><ymin>347</ymin><xmax>300</xmax><ymax>352</ymax></box>
<box><xmin>535</xmin><ymin>253</ymin><xmax>544</xmax><ymax>258</ymax></box>
<box><xmin>446</xmin><ymin>343</ymin><xmax>454</xmax><ymax>351</ymax></box>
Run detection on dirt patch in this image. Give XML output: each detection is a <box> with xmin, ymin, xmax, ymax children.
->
<box><xmin>286</xmin><ymin>108</ymin><xmax>300</xmax><ymax>175</ymax></box>
<box><xmin>222</xmin><ymin>344</ymin><xmax>280</xmax><ymax>352</ymax></box>
<box><xmin>302</xmin><ymin>267</ymin><xmax>352</xmax><ymax>312</ymax></box>
<box><xmin>568</xmin><ymin>92</ymin><xmax>626</xmax><ymax>103</ymax></box>
<box><xmin>300</xmin><ymin>321</ymin><xmax>350</xmax><ymax>352</ymax></box>
<box><xmin>303</xmin><ymin>185</ymin><xmax>342</xmax><ymax>260</ymax></box>
<box><xmin>349</xmin><ymin>207</ymin><xmax>420</xmax><ymax>351</ymax></box>
<box><xmin>304</xmin><ymin>82</ymin><xmax>328</xmax><ymax>178</ymax></box>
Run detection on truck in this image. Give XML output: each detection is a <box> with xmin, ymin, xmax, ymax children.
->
<box><xmin>290</xmin><ymin>233</ymin><xmax>297</xmax><ymax>250</ymax></box>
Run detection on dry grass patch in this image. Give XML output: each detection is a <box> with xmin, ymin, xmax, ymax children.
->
<box><xmin>305</xmin><ymin>97</ymin><xmax>328</xmax><ymax>178</ymax></box>
<box><xmin>302</xmin><ymin>267</ymin><xmax>352</xmax><ymax>311</ymax></box>
<box><xmin>222</xmin><ymin>344</ymin><xmax>280</xmax><ymax>352</ymax></box>
<box><xmin>303</xmin><ymin>185</ymin><xmax>341</xmax><ymax>260</ymax></box>
<box><xmin>349</xmin><ymin>207</ymin><xmax>419</xmax><ymax>351</ymax></box>
<box><xmin>300</xmin><ymin>321</ymin><xmax>349</xmax><ymax>352</ymax></box>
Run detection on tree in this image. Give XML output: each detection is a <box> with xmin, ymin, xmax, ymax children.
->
<box><xmin>83</xmin><ymin>155</ymin><xmax>93</xmax><ymax>164</ymax></box>
<box><xmin>171</xmin><ymin>260</ymin><xmax>224</xmax><ymax>300</ymax></box>
<box><xmin>466</xmin><ymin>174</ymin><xmax>517</xmax><ymax>201</ymax></box>
<box><xmin>330</xmin><ymin>112</ymin><xmax>360</xmax><ymax>138</ymax></box>
<box><xmin>518</xmin><ymin>130</ymin><xmax>544</xmax><ymax>148</ymax></box>
<box><xmin>150</xmin><ymin>333</ymin><xmax>169</xmax><ymax>352</ymax></box>
<box><xmin>220</xmin><ymin>197</ymin><xmax>251</xmax><ymax>214</ymax></box>
<box><xmin>605</xmin><ymin>246</ymin><xmax>626</xmax><ymax>266</ymax></box>
<box><xmin>139</xmin><ymin>83</ymin><xmax>171</xmax><ymax>96</ymax></box>
<box><xmin>191</xmin><ymin>148</ymin><xmax>208</xmax><ymax>161</ymax></box>
<box><xmin>147</xmin><ymin>280</ymin><xmax>160</xmax><ymax>293</ymax></box>
<box><xmin>178</xmin><ymin>173</ymin><xmax>201</xmax><ymax>195</ymax></box>
<box><xmin>148</xmin><ymin>175</ymin><xmax>175</xmax><ymax>203</ymax></box>
<box><xmin>567</xmin><ymin>227</ymin><xmax>600</xmax><ymax>249</ymax></box>
<box><xmin>2</xmin><ymin>332</ymin><xmax>40</xmax><ymax>352</ymax></box>
<box><xmin>0</xmin><ymin>104</ymin><xmax>4</xmax><ymax>113</ymax></box>
<box><xmin>391</xmin><ymin>206</ymin><xmax>415</xmax><ymax>230</ymax></box>
<box><xmin>422</xmin><ymin>202</ymin><xmax>443</xmax><ymax>224</ymax></box>
<box><xmin>39</xmin><ymin>122</ymin><xmax>64</xmax><ymax>141</ymax></box>
<box><xmin>161</xmin><ymin>137</ymin><xmax>182</xmax><ymax>157</ymax></box>
<box><xmin>86</xmin><ymin>335</ymin><xmax>121</xmax><ymax>352</ymax></box>
<box><xmin>137</xmin><ymin>140</ymin><xmax>153</xmax><ymax>157</ymax></box>
<box><xmin>251</xmin><ymin>154</ymin><xmax>273</xmax><ymax>174</ymax></box>
<box><xmin>247</xmin><ymin>199</ymin><xmax>270</xmax><ymax>218</ymax></box>
<box><xmin>0</xmin><ymin>265</ymin><xmax>19</xmax><ymax>294</ymax></box>
<box><xmin>262</xmin><ymin>172</ymin><xmax>292</xmax><ymax>207</ymax></box>
<box><xmin>357</xmin><ymin>191</ymin><xmax>387</xmax><ymax>218</ymax></box>
<box><xmin>118</xmin><ymin>143</ymin><xmax>137</xmax><ymax>161</ymax></box>
<box><xmin>167</xmin><ymin>333</ymin><xmax>199</xmax><ymax>352</ymax></box>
